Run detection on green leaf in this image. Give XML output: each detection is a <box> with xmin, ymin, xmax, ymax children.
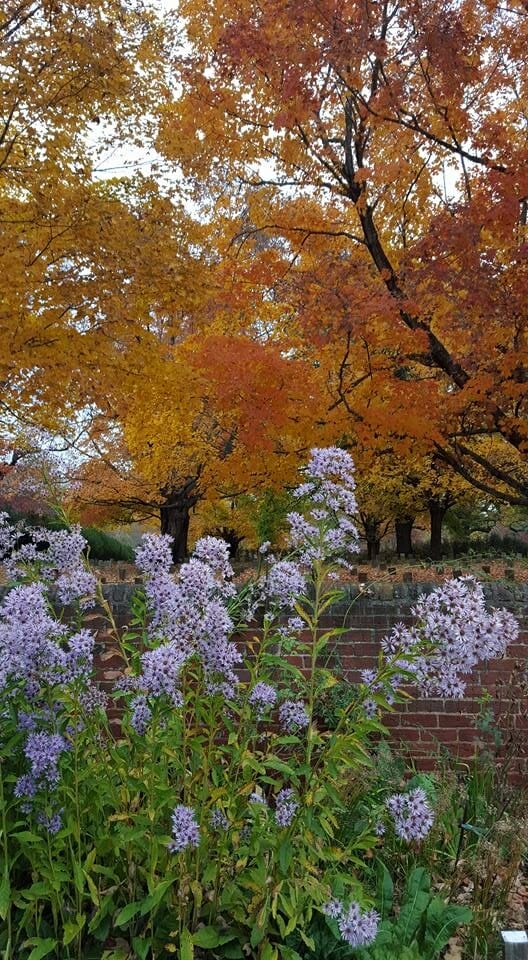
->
<box><xmin>133</xmin><ymin>937</ymin><xmax>151</xmax><ymax>960</ymax></box>
<box><xmin>115</xmin><ymin>900</ymin><xmax>144</xmax><ymax>926</ymax></box>
<box><xmin>12</xmin><ymin>830</ymin><xmax>41</xmax><ymax>843</ymax></box>
<box><xmin>140</xmin><ymin>878</ymin><xmax>175</xmax><ymax>915</ymax></box>
<box><xmin>181</xmin><ymin>928</ymin><xmax>194</xmax><ymax>960</ymax></box>
<box><xmin>250</xmin><ymin>924</ymin><xmax>266</xmax><ymax>948</ymax></box>
<box><xmin>0</xmin><ymin>871</ymin><xmax>10</xmax><ymax>921</ymax></box>
<box><xmin>376</xmin><ymin>860</ymin><xmax>394</xmax><ymax>918</ymax></box>
<box><xmin>279</xmin><ymin>948</ymin><xmax>303</xmax><ymax>960</ymax></box>
<box><xmin>423</xmin><ymin>899</ymin><xmax>472</xmax><ymax>958</ymax></box>
<box><xmin>26</xmin><ymin>939</ymin><xmax>57</xmax><ymax>960</ymax></box>
<box><xmin>63</xmin><ymin>915</ymin><xmax>86</xmax><ymax>946</ymax></box>
<box><xmin>278</xmin><ymin>840</ymin><xmax>293</xmax><ymax>874</ymax></box>
<box><xmin>193</xmin><ymin>927</ymin><xmax>223</xmax><ymax>948</ymax></box>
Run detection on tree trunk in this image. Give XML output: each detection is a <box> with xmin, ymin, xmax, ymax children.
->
<box><xmin>429</xmin><ymin>501</ymin><xmax>447</xmax><ymax>561</ymax></box>
<box><xmin>364</xmin><ymin>520</ymin><xmax>381</xmax><ymax>562</ymax></box>
<box><xmin>159</xmin><ymin>479</ymin><xmax>200</xmax><ymax>563</ymax></box>
<box><xmin>395</xmin><ymin>517</ymin><xmax>414</xmax><ymax>558</ymax></box>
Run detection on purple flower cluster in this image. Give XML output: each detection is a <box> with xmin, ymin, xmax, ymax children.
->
<box><xmin>386</xmin><ymin>787</ymin><xmax>434</xmax><ymax>841</ymax></box>
<box><xmin>130</xmin><ymin>695</ymin><xmax>152</xmax><ymax>734</ymax></box>
<box><xmin>287</xmin><ymin>447</ymin><xmax>360</xmax><ymax>564</ymax></box>
<box><xmin>209</xmin><ymin>807</ymin><xmax>229</xmax><ymax>831</ymax></box>
<box><xmin>265</xmin><ymin>560</ymin><xmax>306</xmax><ymax>608</ymax></box>
<box><xmin>381</xmin><ymin>577</ymin><xmax>519</xmax><ymax>698</ymax></box>
<box><xmin>278</xmin><ymin>699</ymin><xmax>309</xmax><ymax>733</ymax></box>
<box><xmin>167</xmin><ymin>805</ymin><xmax>200</xmax><ymax>853</ymax></box>
<box><xmin>37</xmin><ymin>810</ymin><xmax>63</xmax><ymax>834</ymax></box>
<box><xmin>0</xmin><ymin>583</ymin><xmax>95</xmax><ymax>695</ymax></box>
<box><xmin>275</xmin><ymin>788</ymin><xmax>298</xmax><ymax>827</ymax></box>
<box><xmin>15</xmin><ymin>731</ymin><xmax>69</xmax><ymax>802</ymax></box>
<box><xmin>249</xmin><ymin>790</ymin><xmax>267</xmax><ymax>806</ymax></box>
<box><xmin>131</xmin><ymin>534</ymin><xmax>242</xmax><ymax>707</ymax></box>
<box><xmin>323</xmin><ymin>900</ymin><xmax>379</xmax><ymax>947</ymax></box>
<box><xmin>249</xmin><ymin>681</ymin><xmax>277</xmax><ymax>717</ymax></box>
<box><xmin>0</xmin><ymin>515</ymin><xmax>96</xmax><ymax>607</ymax></box>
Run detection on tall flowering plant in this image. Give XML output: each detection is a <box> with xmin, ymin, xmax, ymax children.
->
<box><xmin>0</xmin><ymin>451</ymin><xmax>518</xmax><ymax>960</ymax></box>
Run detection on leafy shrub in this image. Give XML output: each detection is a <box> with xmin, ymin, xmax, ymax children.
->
<box><xmin>0</xmin><ymin>449</ymin><xmax>514</xmax><ymax>959</ymax></box>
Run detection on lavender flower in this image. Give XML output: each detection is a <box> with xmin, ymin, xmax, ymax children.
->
<box><xmin>37</xmin><ymin>810</ymin><xmax>63</xmax><ymax>834</ymax></box>
<box><xmin>381</xmin><ymin>577</ymin><xmax>519</xmax><ymax>699</ymax></box>
<box><xmin>130</xmin><ymin>695</ymin><xmax>152</xmax><ymax>734</ymax></box>
<box><xmin>167</xmin><ymin>805</ymin><xmax>200</xmax><ymax>853</ymax></box>
<box><xmin>363</xmin><ymin>698</ymin><xmax>377</xmax><ymax>719</ymax></box>
<box><xmin>287</xmin><ymin>447</ymin><xmax>360</xmax><ymax>564</ymax></box>
<box><xmin>275</xmin><ymin>788</ymin><xmax>298</xmax><ymax>827</ymax></box>
<box><xmin>386</xmin><ymin>787</ymin><xmax>434</xmax><ymax>841</ymax></box>
<box><xmin>323</xmin><ymin>900</ymin><xmax>344</xmax><ymax>919</ymax></box>
<box><xmin>248</xmin><ymin>682</ymin><xmax>277</xmax><ymax>717</ymax></box>
<box><xmin>135</xmin><ymin>533</ymin><xmax>173</xmax><ymax>575</ymax></box>
<box><xmin>258</xmin><ymin>541</ymin><xmax>271</xmax><ymax>555</ymax></box>
<box><xmin>209</xmin><ymin>807</ymin><xmax>229</xmax><ymax>831</ymax></box>
<box><xmin>16</xmin><ymin>731</ymin><xmax>69</xmax><ymax>798</ymax></box>
<box><xmin>249</xmin><ymin>791</ymin><xmax>267</xmax><ymax>806</ymax></box>
<box><xmin>279</xmin><ymin>699</ymin><xmax>309</xmax><ymax>733</ymax></box>
<box><xmin>338</xmin><ymin>902</ymin><xmax>380</xmax><ymax>948</ymax></box>
<box><xmin>55</xmin><ymin>568</ymin><xmax>97</xmax><ymax>608</ymax></box>
<box><xmin>265</xmin><ymin>560</ymin><xmax>306</xmax><ymax>608</ymax></box>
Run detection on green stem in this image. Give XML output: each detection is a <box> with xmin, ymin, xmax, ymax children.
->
<box><xmin>0</xmin><ymin>763</ymin><xmax>12</xmax><ymax>960</ymax></box>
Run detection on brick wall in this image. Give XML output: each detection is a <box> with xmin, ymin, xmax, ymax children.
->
<box><xmin>20</xmin><ymin>578</ymin><xmax>528</xmax><ymax>775</ymax></box>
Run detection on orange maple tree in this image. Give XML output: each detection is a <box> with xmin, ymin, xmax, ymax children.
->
<box><xmin>159</xmin><ymin>0</ymin><xmax>528</xmax><ymax>506</ymax></box>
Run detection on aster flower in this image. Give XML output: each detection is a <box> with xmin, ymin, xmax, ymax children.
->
<box><xmin>265</xmin><ymin>560</ymin><xmax>306</xmax><ymax>608</ymax></box>
<box><xmin>209</xmin><ymin>807</ymin><xmax>229</xmax><ymax>831</ymax></box>
<box><xmin>338</xmin><ymin>902</ymin><xmax>380</xmax><ymax>948</ymax></box>
<box><xmin>363</xmin><ymin>698</ymin><xmax>377</xmax><ymax>719</ymax></box>
<box><xmin>135</xmin><ymin>533</ymin><xmax>173</xmax><ymax>575</ymax></box>
<box><xmin>381</xmin><ymin>577</ymin><xmax>519</xmax><ymax>699</ymax></box>
<box><xmin>249</xmin><ymin>791</ymin><xmax>267</xmax><ymax>806</ymax></box>
<box><xmin>55</xmin><ymin>568</ymin><xmax>97</xmax><ymax>609</ymax></box>
<box><xmin>275</xmin><ymin>788</ymin><xmax>298</xmax><ymax>827</ymax></box>
<box><xmin>323</xmin><ymin>900</ymin><xmax>344</xmax><ymax>919</ymax></box>
<box><xmin>193</xmin><ymin>536</ymin><xmax>233</xmax><ymax>580</ymax></box>
<box><xmin>286</xmin><ymin>447</ymin><xmax>360</xmax><ymax>564</ymax></box>
<box><xmin>278</xmin><ymin>699</ymin><xmax>309</xmax><ymax>733</ymax></box>
<box><xmin>167</xmin><ymin>805</ymin><xmax>200</xmax><ymax>853</ymax></box>
<box><xmin>130</xmin><ymin>695</ymin><xmax>152</xmax><ymax>734</ymax></box>
<box><xmin>248</xmin><ymin>682</ymin><xmax>277</xmax><ymax>717</ymax></box>
<box><xmin>37</xmin><ymin>810</ymin><xmax>63</xmax><ymax>834</ymax></box>
<box><xmin>386</xmin><ymin>787</ymin><xmax>434</xmax><ymax>841</ymax></box>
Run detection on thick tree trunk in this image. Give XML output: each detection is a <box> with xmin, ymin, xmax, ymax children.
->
<box><xmin>159</xmin><ymin>479</ymin><xmax>200</xmax><ymax>563</ymax></box>
<box><xmin>429</xmin><ymin>501</ymin><xmax>447</xmax><ymax>561</ymax></box>
<box><xmin>366</xmin><ymin>537</ymin><xmax>381</xmax><ymax>561</ymax></box>
<box><xmin>395</xmin><ymin>517</ymin><xmax>414</xmax><ymax>558</ymax></box>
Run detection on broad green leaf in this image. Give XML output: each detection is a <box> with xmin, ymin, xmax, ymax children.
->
<box><xmin>26</xmin><ymin>939</ymin><xmax>57</xmax><ymax>960</ymax></box>
<box><xmin>133</xmin><ymin>936</ymin><xmax>151</xmax><ymax>960</ymax></box>
<box><xmin>115</xmin><ymin>900</ymin><xmax>144</xmax><ymax>925</ymax></box>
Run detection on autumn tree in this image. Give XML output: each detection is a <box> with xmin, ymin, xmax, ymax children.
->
<box><xmin>0</xmin><ymin>0</ymin><xmax>170</xmax><ymax>430</ymax></box>
<box><xmin>74</xmin><ymin>331</ymin><xmax>327</xmax><ymax>560</ymax></box>
<box><xmin>159</xmin><ymin>0</ymin><xmax>528</xmax><ymax>506</ymax></box>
